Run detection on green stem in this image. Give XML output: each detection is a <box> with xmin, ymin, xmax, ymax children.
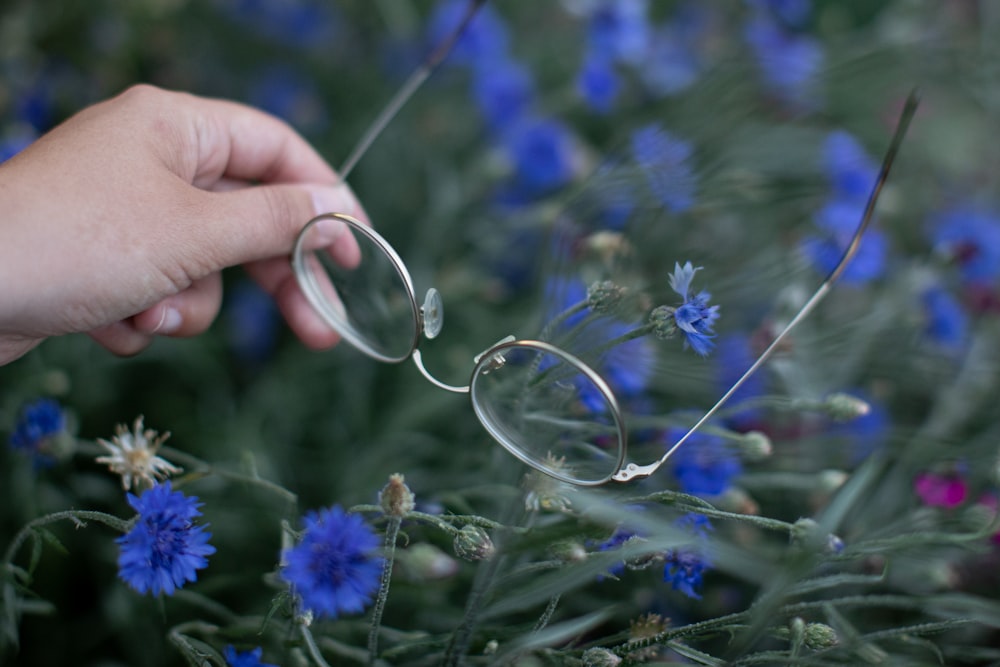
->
<box><xmin>368</xmin><ymin>516</ymin><xmax>401</xmax><ymax>666</ymax></box>
<box><xmin>301</xmin><ymin>622</ymin><xmax>333</xmax><ymax>667</ymax></box>
<box><xmin>4</xmin><ymin>509</ymin><xmax>132</xmax><ymax>569</ymax></box>
<box><xmin>533</xmin><ymin>594</ymin><xmax>561</xmax><ymax>633</ymax></box>
<box><xmin>78</xmin><ymin>439</ymin><xmax>298</xmax><ymax>509</ymax></box>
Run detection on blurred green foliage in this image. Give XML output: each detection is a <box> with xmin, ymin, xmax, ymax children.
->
<box><xmin>4</xmin><ymin>1</ymin><xmax>1000</xmax><ymax>665</ymax></box>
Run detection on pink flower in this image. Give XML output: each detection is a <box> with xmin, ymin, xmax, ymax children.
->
<box><xmin>914</xmin><ymin>471</ymin><xmax>968</xmax><ymax>509</ymax></box>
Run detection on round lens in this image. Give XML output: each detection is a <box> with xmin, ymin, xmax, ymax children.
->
<box><xmin>470</xmin><ymin>341</ymin><xmax>626</xmax><ymax>485</ymax></box>
<box><xmin>293</xmin><ymin>213</ymin><xmax>420</xmax><ymax>362</ymax></box>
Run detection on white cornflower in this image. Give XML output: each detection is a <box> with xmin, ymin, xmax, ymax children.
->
<box><xmin>96</xmin><ymin>416</ymin><xmax>181</xmax><ymax>491</ymax></box>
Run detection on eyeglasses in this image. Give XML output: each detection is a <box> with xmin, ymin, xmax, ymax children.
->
<box><xmin>290</xmin><ymin>2</ymin><xmax>919</xmax><ymax>487</ymax></box>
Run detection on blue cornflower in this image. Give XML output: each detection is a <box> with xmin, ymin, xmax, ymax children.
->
<box><xmin>117</xmin><ymin>482</ymin><xmax>216</xmax><ymax>596</ymax></box>
<box><xmin>427</xmin><ymin>0</ymin><xmax>509</xmax><ymax>69</ymax></box>
<box><xmin>668</xmin><ymin>262</ymin><xmax>719</xmax><ymax>356</ymax></box>
<box><xmin>502</xmin><ymin>117</ymin><xmax>579</xmax><ymax>197</ymax></box>
<box><xmin>667</xmin><ymin>427</ymin><xmax>742</xmax><ymax>497</ymax></box>
<box><xmin>631</xmin><ymin>124</ymin><xmax>696</xmax><ymax>214</ymax></box>
<box><xmin>225</xmin><ymin>646</ymin><xmax>278</xmax><ymax>667</ymax></box>
<box><xmin>921</xmin><ymin>285</ymin><xmax>968</xmax><ymax>352</ymax></box>
<box><xmin>823</xmin><ymin>130</ymin><xmax>879</xmax><ymax>202</ymax></box>
<box><xmin>577</xmin><ymin>51</ymin><xmax>621</xmax><ymax>113</ymax></box>
<box><xmin>9</xmin><ymin>398</ymin><xmax>66</xmax><ymax>464</ymax></box>
<box><xmin>281</xmin><ymin>505</ymin><xmax>382</xmax><ymax>619</ymax></box>
<box><xmin>743</xmin><ymin>13</ymin><xmax>823</xmax><ymax>111</ymax></box>
<box><xmin>587</xmin><ymin>0</ymin><xmax>651</xmax><ymax>65</ymax></box>
<box><xmin>473</xmin><ymin>58</ymin><xmax>535</xmax><ymax>132</ymax></box>
<box><xmin>801</xmin><ymin>197</ymin><xmax>888</xmax><ymax>284</ymax></box>
<box><xmin>932</xmin><ymin>205</ymin><xmax>1000</xmax><ymax>284</ymax></box>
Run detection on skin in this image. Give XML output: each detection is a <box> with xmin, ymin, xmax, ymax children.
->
<box><xmin>0</xmin><ymin>84</ymin><xmax>364</xmax><ymax>365</ymax></box>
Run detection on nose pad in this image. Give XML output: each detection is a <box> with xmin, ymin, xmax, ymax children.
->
<box><xmin>421</xmin><ymin>288</ymin><xmax>444</xmax><ymax>339</ymax></box>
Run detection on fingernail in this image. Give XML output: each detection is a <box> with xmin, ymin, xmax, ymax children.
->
<box><xmin>305</xmin><ymin>217</ymin><xmax>349</xmax><ymax>250</ymax></box>
<box><xmin>311</xmin><ymin>184</ymin><xmax>358</xmax><ymax>219</ymax></box>
<box><xmin>154</xmin><ymin>307</ymin><xmax>183</xmax><ymax>335</ymax></box>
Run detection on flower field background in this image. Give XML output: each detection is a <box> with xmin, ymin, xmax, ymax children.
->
<box><xmin>4</xmin><ymin>1</ymin><xmax>1000</xmax><ymax>665</ymax></box>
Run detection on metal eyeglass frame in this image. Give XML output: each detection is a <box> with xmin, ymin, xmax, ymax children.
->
<box><xmin>292</xmin><ymin>211</ymin><xmax>630</xmax><ymax>486</ymax></box>
<box><xmin>288</xmin><ymin>0</ymin><xmax>919</xmax><ymax>486</ymax></box>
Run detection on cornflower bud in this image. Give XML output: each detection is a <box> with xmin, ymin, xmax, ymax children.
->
<box><xmin>817</xmin><ymin>469</ymin><xmax>849</xmax><ymax>492</ymax></box>
<box><xmin>648</xmin><ymin>305</ymin><xmax>678</xmax><ymax>340</ymax></box>
<box><xmin>790</xmin><ymin>518</ymin><xmax>844</xmax><ymax>554</ymax></box>
<box><xmin>802</xmin><ymin>622</ymin><xmax>839</xmax><ymax>650</ymax></box>
<box><xmin>453</xmin><ymin>525</ymin><xmax>495</xmax><ymax>561</ymax></box>
<box><xmin>587</xmin><ymin>280</ymin><xmax>626</xmax><ymax>314</ymax></box>
<box><xmin>738</xmin><ymin>430</ymin><xmax>772</xmax><ymax>460</ymax></box>
<box><xmin>379</xmin><ymin>473</ymin><xmax>416</xmax><ymax>517</ymax></box>
<box><xmin>823</xmin><ymin>392</ymin><xmax>871</xmax><ymax>422</ymax></box>
<box><xmin>582</xmin><ymin>647</ymin><xmax>622</xmax><ymax>667</ymax></box>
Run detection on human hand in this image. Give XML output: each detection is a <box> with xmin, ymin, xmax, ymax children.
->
<box><xmin>0</xmin><ymin>84</ymin><xmax>362</xmax><ymax>365</ymax></box>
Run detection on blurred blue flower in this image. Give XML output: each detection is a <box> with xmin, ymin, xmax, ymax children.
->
<box><xmin>247</xmin><ymin>66</ymin><xmax>327</xmax><ymax>133</ymax></box>
<box><xmin>502</xmin><ymin>117</ymin><xmax>578</xmax><ymax>197</ymax></box>
<box><xmin>9</xmin><ymin>398</ymin><xmax>65</xmax><ymax>465</ymax></box>
<box><xmin>932</xmin><ymin>205</ymin><xmax>1000</xmax><ymax>285</ymax></box>
<box><xmin>715</xmin><ymin>334</ymin><xmax>766</xmax><ymax>428</ymax></box>
<box><xmin>664</xmin><ymin>548</ymin><xmax>707</xmax><ymax>598</ymax></box>
<box><xmin>225</xmin><ymin>646</ymin><xmax>277</xmax><ymax>667</ymax></box>
<box><xmin>823</xmin><ymin>130</ymin><xmax>878</xmax><ymax>202</ymax></box>
<box><xmin>663</xmin><ymin>512</ymin><xmax>712</xmax><ymax>599</ymax></box>
<box><xmin>602</xmin><ymin>320</ymin><xmax>656</xmax><ymax>399</ymax></box>
<box><xmin>427</xmin><ymin>0</ymin><xmax>509</xmax><ymax>69</ymax></box>
<box><xmin>219</xmin><ymin>0</ymin><xmax>340</xmax><ymax>48</ymax></box>
<box><xmin>223</xmin><ymin>280</ymin><xmax>281</xmax><ymax>365</ymax></box>
<box><xmin>0</xmin><ymin>131</ymin><xmax>36</xmax><ymax>164</ymax></box>
<box><xmin>592</xmin><ymin>525</ymin><xmax>636</xmax><ymax>578</ymax></box>
<box><xmin>746</xmin><ymin>0</ymin><xmax>812</xmax><ymax>28</ymax></box>
<box><xmin>117</xmin><ymin>482</ymin><xmax>216</xmax><ymax>597</ymax></box>
<box><xmin>744</xmin><ymin>13</ymin><xmax>823</xmax><ymax>110</ymax></box>
<box><xmin>473</xmin><ymin>58</ymin><xmax>535</xmax><ymax>131</ymax></box>
<box><xmin>667</xmin><ymin>427</ymin><xmax>742</xmax><ymax>497</ymax></box>
<box><xmin>14</xmin><ymin>81</ymin><xmax>56</xmax><ymax>133</ymax></box>
<box><xmin>802</xmin><ymin>197</ymin><xmax>887</xmax><ymax>284</ymax></box>
<box><xmin>669</xmin><ymin>262</ymin><xmax>719</xmax><ymax>356</ymax></box>
<box><xmin>631</xmin><ymin>124</ymin><xmax>696</xmax><ymax>214</ymax></box>
<box><xmin>577</xmin><ymin>52</ymin><xmax>621</xmax><ymax>113</ymax></box>
<box><xmin>587</xmin><ymin>0</ymin><xmax>651</xmax><ymax>65</ymax></box>
<box><xmin>921</xmin><ymin>285</ymin><xmax>968</xmax><ymax>352</ymax></box>
<box><xmin>281</xmin><ymin>505</ymin><xmax>382</xmax><ymax>619</ymax></box>
<box><xmin>640</xmin><ymin>24</ymin><xmax>701</xmax><ymax>97</ymax></box>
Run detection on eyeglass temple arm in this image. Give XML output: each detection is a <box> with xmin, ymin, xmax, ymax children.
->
<box><xmin>611</xmin><ymin>89</ymin><xmax>921</xmax><ymax>484</ymax></box>
<box><xmin>338</xmin><ymin>0</ymin><xmax>489</xmax><ymax>181</ymax></box>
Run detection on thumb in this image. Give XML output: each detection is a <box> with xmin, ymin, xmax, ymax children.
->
<box><xmin>196</xmin><ymin>181</ymin><xmax>368</xmax><ymax>270</ymax></box>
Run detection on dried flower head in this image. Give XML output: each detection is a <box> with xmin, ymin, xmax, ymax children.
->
<box><xmin>379</xmin><ymin>473</ymin><xmax>416</xmax><ymax>517</ymax></box>
<box><xmin>523</xmin><ymin>453</ymin><xmax>574</xmax><ymax>512</ymax></box>
<box><xmin>96</xmin><ymin>416</ymin><xmax>181</xmax><ymax>491</ymax></box>
<box><xmin>627</xmin><ymin>612</ymin><xmax>670</xmax><ymax>662</ymax></box>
